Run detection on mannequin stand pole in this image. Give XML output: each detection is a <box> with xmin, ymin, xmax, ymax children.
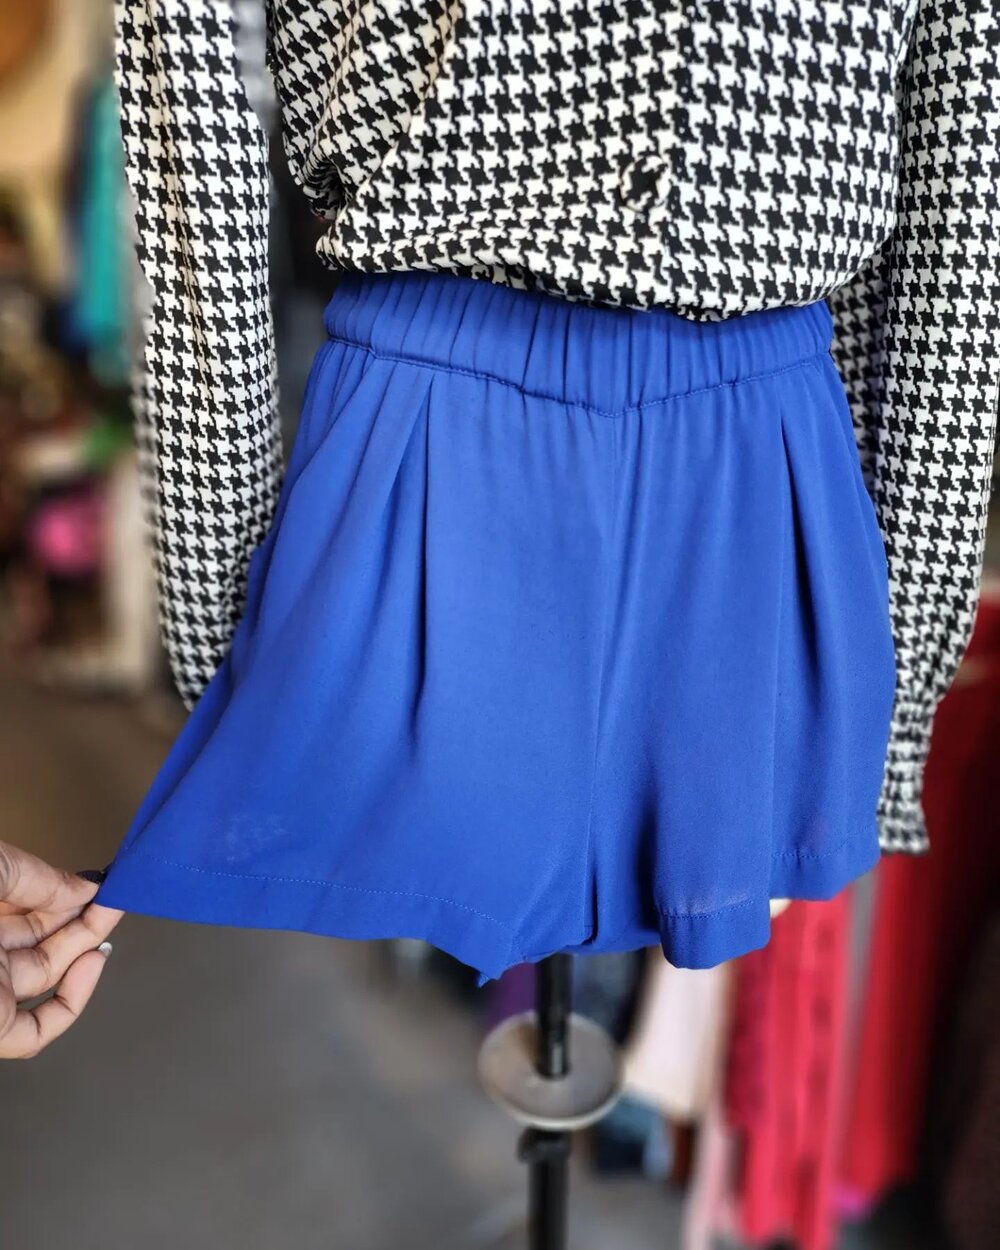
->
<box><xmin>477</xmin><ymin>954</ymin><xmax>623</xmax><ymax>1249</ymax></box>
<box><xmin>519</xmin><ymin>954</ymin><xmax>573</xmax><ymax>1250</ymax></box>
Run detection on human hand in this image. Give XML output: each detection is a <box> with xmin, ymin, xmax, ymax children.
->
<box><xmin>0</xmin><ymin>840</ymin><xmax>122</xmax><ymax>1058</ymax></box>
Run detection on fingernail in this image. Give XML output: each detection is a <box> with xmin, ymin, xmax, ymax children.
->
<box><xmin>97</xmin><ymin>941</ymin><xmax>113</xmax><ymax>958</ymax></box>
<box><xmin>77</xmin><ymin>868</ymin><xmax>107</xmax><ymax>885</ymax></box>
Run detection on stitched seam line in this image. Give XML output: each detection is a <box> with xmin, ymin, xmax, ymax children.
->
<box><xmin>771</xmin><ymin>838</ymin><xmax>849</xmax><ymax>862</ymax></box>
<box><xmin>658</xmin><ymin>839</ymin><xmax>857</xmax><ymax>920</ymax></box>
<box><xmin>115</xmin><ymin>837</ymin><xmax>858</xmax><ymax>935</ymax></box>
<box><xmin>658</xmin><ymin>896</ymin><xmax>756</xmax><ymax>921</ymax></box>
<box><xmin>117</xmin><ymin>846</ymin><xmax>511</xmax><ymax>930</ymax></box>
<box><xmin>326</xmin><ymin>335</ymin><xmax>832</xmax><ymax>419</ymax></box>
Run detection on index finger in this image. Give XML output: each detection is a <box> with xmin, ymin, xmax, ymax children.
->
<box><xmin>0</xmin><ymin>842</ymin><xmax>98</xmax><ymax>915</ymax></box>
<box><xmin>0</xmin><ymin>947</ymin><xmax>110</xmax><ymax>1060</ymax></box>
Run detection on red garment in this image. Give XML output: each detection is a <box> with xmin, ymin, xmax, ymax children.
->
<box><xmin>723</xmin><ymin>892</ymin><xmax>853</xmax><ymax>1250</ymax></box>
<box><xmin>836</xmin><ymin>587</ymin><xmax>1000</xmax><ymax>1204</ymax></box>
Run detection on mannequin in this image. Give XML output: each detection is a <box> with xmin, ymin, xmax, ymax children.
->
<box><xmin>97</xmin><ymin>0</ymin><xmax>999</xmax><ymax>989</ymax></box>
<box><xmin>88</xmin><ymin>6</ymin><xmax>1000</xmax><ymax>1238</ymax></box>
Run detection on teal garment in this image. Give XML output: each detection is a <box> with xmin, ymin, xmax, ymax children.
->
<box><xmin>69</xmin><ymin>76</ymin><xmax>130</xmax><ymax>387</ymax></box>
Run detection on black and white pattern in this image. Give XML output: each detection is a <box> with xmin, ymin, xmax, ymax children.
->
<box><xmin>116</xmin><ymin>1</ymin><xmax>282</xmax><ymax>704</ymax></box>
<box><xmin>827</xmin><ymin>0</ymin><xmax>1000</xmax><ymax>851</ymax></box>
<box><xmin>116</xmin><ymin>0</ymin><xmax>1000</xmax><ymax>855</ymax></box>
<box><xmin>267</xmin><ymin>1</ymin><xmax>916</xmax><ymax>316</ymax></box>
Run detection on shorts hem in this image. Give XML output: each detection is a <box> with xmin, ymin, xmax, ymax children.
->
<box><xmin>96</xmin><ymin>821</ymin><xmax>882</xmax><ymax>986</ymax></box>
<box><xmin>519</xmin><ymin>824</ymin><xmax>882</xmax><ymax>972</ymax></box>
<box><xmin>97</xmin><ymin>846</ymin><xmax>520</xmax><ymax>986</ymax></box>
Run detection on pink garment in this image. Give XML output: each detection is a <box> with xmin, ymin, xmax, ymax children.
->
<box><xmin>682</xmin><ymin>1072</ymin><xmax>743</xmax><ymax>1250</ymax></box>
<box><xmin>26</xmin><ymin>484</ymin><xmax>104</xmax><ymax>577</ymax></box>
<box><xmin>624</xmin><ymin>950</ymin><xmax>731</xmax><ymax>1123</ymax></box>
<box><xmin>722</xmin><ymin>893</ymin><xmax>854</xmax><ymax>1250</ymax></box>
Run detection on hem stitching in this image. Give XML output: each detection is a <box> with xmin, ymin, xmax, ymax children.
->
<box><xmin>115</xmin><ymin>845</ymin><xmax>512</xmax><ymax>930</ymax></box>
<box><xmin>112</xmin><ymin>831</ymin><xmax>865</xmax><ymax>942</ymax></box>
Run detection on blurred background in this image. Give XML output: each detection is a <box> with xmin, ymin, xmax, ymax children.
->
<box><xmin>1</xmin><ymin>3</ymin><xmax>999</xmax><ymax>1249</ymax></box>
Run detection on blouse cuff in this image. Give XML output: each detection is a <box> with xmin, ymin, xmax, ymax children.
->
<box><xmin>876</xmin><ymin>699</ymin><xmax>934</xmax><ymax>854</ymax></box>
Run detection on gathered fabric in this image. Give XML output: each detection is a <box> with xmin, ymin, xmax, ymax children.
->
<box><xmin>97</xmin><ymin>271</ymin><xmax>896</xmax><ymax>983</ymax></box>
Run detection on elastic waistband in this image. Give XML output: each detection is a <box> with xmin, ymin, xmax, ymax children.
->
<box><xmin>323</xmin><ymin>271</ymin><xmax>834</xmax><ymax>415</ymax></box>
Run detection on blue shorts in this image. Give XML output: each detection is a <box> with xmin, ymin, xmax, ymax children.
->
<box><xmin>97</xmin><ymin>271</ymin><xmax>896</xmax><ymax>983</ymax></box>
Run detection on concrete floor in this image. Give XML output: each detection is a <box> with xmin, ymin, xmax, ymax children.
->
<box><xmin>0</xmin><ymin>665</ymin><xmax>940</xmax><ymax>1250</ymax></box>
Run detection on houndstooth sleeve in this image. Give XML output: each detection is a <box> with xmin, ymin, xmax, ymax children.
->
<box><xmin>827</xmin><ymin>0</ymin><xmax>1000</xmax><ymax>853</ymax></box>
<box><xmin>115</xmin><ymin>0</ymin><xmax>283</xmax><ymax>708</ymax></box>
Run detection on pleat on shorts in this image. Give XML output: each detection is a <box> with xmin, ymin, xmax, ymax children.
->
<box><xmin>97</xmin><ymin>270</ymin><xmax>896</xmax><ymax>983</ymax></box>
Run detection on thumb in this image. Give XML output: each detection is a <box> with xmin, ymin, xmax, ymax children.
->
<box><xmin>0</xmin><ymin>842</ymin><xmax>98</xmax><ymax>914</ymax></box>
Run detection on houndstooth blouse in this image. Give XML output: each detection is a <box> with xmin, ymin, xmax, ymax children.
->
<box><xmin>115</xmin><ymin>1</ymin><xmax>1000</xmax><ymax>856</ymax></box>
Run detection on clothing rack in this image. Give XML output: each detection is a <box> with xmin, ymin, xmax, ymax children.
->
<box><xmin>478</xmin><ymin>954</ymin><xmax>623</xmax><ymax>1249</ymax></box>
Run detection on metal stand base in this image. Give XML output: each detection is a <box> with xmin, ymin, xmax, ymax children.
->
<box><xmin>477</xmin><ymin>955</ymin><xmax>624</xmax><ymax>1249</ymax></box>
<box><xmin>478</xmin><ymin>1010</ymin><xmax>621</xmax><ymax>1131</ymax></box>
